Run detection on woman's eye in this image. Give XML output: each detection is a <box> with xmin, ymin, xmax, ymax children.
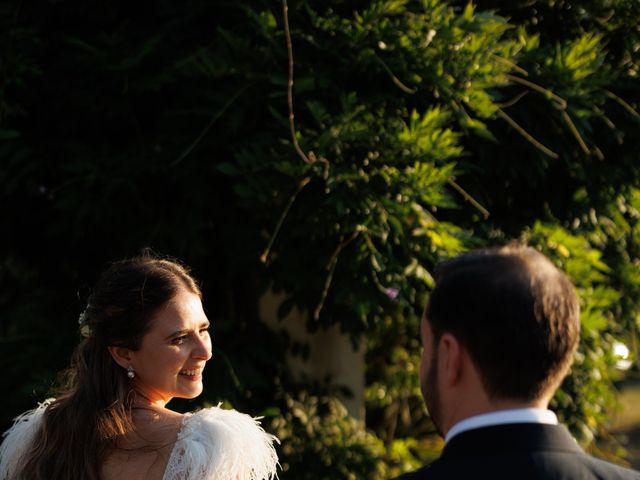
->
<box><xmin>172</xmin><ymin>336</ymin><xmax>187</xmax><ymax>345</ymax></box>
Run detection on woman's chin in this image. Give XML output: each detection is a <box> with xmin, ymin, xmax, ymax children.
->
<box><xmin>180</xmin><ymin>385</ymin><xmax>204</xmax><ymax>399</ymax></box>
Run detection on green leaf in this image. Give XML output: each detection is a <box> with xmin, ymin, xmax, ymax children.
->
<box><xmin>459</xmin><ymin>116</ymin><xmax>497</xmax><ymax>142</ymax></box>
<box><xmin>217</xmin><ymin>162</ymin><xmax>241</xmax><ymax>176</ymax></box>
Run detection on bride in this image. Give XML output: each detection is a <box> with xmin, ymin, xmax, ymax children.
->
<box><xmin>0</xmin><ymin>255</ymin><xmax>279</xmax><ymax>480</ymax></box>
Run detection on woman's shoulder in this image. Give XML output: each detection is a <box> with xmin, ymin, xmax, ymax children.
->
<box><xmin>0</xmin><ymin>398</ymin><xmax>55</xmax><ymax>476</ymax></box>
<box><xmin>163</xmin><ymin>404</ymin><xmax>279</xmax><ymax>480</ymax></box>
<box><xmin>182</xmin><ymin>404</ymin><xmax>274</xmax><ymax>433</ymax></box>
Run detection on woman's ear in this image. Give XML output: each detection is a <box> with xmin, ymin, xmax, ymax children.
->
<box><xmin>108</xmin><ymin>346</ymin><xmax>133</xmax><ymax>369</ymax></box>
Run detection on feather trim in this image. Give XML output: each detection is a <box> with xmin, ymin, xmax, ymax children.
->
<box><xmin>0</xmin><ymin>398</ymin><xmax>54</xmax><ymax>479</ymax></box>
<box><xmin>163</xmin><ymin>404</ymin><xmax>279</xmax><ymax>480</ymax></box>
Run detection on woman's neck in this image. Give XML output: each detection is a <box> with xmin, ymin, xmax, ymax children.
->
<box><xmin>130</xmin><ymin>392</ymin><xmax>172</xmax><ymax>412</ymax></box>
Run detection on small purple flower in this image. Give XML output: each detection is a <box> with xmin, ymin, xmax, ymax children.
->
<box><xmin>384</xmin><ymin>287</ymin><xmax>399</xmax><ymax>300</ymax></box>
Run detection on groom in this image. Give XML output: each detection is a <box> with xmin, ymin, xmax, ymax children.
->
<box><xmin>397</xmin><ymin>245</ymin><xmax>640</xmax><ymax>479</ymax></box>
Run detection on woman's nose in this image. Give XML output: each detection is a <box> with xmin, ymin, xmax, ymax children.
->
<box><xmin>193</xmin><ymin>334</ymin><xmax>212</xmax><ymax>360</ymax></box>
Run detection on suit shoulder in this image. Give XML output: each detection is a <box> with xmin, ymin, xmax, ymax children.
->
<box><xmin>392</xmin><ymin>464</ymin><xmax>438</xmax><ymax>479</ymax></box>
<box><xmin>581</xmin><ymin>454</ymin><xmax>640</xmax><ymax>479</ymax></box>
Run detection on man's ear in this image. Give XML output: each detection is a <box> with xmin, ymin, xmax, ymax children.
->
<box><xmin>108</xmin><ymin>346</ymin><xmax>134</xmax><ymax>369</ymax></box>
<box><xmin>438</xmin><ymin>332</ymin><xmax>463</xmax><ymax>387</ymax></box>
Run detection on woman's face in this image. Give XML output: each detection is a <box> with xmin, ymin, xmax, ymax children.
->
<box><xmin>129</xmin><ymin>289</ymin><xmax>212</xmax><ymax>407</ymax></box>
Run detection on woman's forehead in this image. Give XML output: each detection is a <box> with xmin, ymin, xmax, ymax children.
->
<box><xmin>149</xmin><ymin>292</ymin><xmax>206</xmax><ymax>331</ymax></box>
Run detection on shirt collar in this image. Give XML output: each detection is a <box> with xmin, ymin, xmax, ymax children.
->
<box><xmin>444</xmin><ymin>408</ymin><xmax>558</xmax><ymax>444</ymax></box>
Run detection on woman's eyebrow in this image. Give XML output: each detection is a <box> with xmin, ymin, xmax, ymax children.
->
<box><xmin>165</xmin><ymin>329</ymin><xmax>189</xmax><ymax>340</ymax></box>
<box><xmin>164</xmin><ymin>321</ymin><xmax>210</xmax><ymax>340</ymax></box>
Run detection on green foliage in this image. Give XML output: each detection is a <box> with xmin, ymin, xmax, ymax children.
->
<box><xmin>524</xmin><ymin>223</ymin><xmax>623</xmax><ymax>443</ymax></box>
<box><xmin>269</xmin><ymin>393</ymin><xmax>387</xmax><ymax>479</ymax></box>
<box><xmin>268</xmin><ymin>392</ymin><xmax>442</xmax><ymax>479</ymax></box>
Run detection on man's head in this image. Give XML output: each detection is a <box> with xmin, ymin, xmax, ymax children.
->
<box><xmin>419</xmin><ymin>244</ymin><xmax>580</xmax><ymax>432</ymax></box>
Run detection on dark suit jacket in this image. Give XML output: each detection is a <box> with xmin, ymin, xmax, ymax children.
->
<box><xmin>395</xmin><ymin>423</ymin><xmax>640</xmax><ymax>479</ymax></box>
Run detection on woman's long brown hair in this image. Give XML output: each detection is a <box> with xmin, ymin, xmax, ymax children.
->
<box><xmin>16</xmin><ymin>254</ymin><xmax>200</xmax><ymax>480</ymax></box>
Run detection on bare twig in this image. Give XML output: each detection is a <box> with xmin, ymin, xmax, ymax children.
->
<box><xmin>313</xmin><ymin>230</ymin><xmax>360</xmax><ymax>320</ymax></box>
<box><xmin>497</xmin><ymin>108</ymin><xmax>559</xmax><ymax>159</ymax></box>
<box><xmin>282</xmin><ymin>0</ymin><xmax>313</xmax><ymax>164</ymax></box>
<box><xmin>496</xmin><ymin>90</ymin><xmax>529</xmax><ymax>109</ymax></box>
<box><xmin>171</xmin><ymin>85</ymin><xmax>249</xmax><ymax>166</ymax></box>
<box><xmin>593</xmin><ymin>106</ymin><xmax>617</xmax><ymax>131</ymax></box>
<box><xmin>260</xmin><ymin>177</ymin><xmax>311</xmax><ymax>264</ymax></box>
<box><xmin>505</xmin><ymin>74</ymin><xmax>567</xmax><ymax>109</ymax></box>
<box><xmin>373</xmin><ymin>54</ymin><xmax>417</xmax><ymax>94</ymax></box>
<box><xmin>492</xmin><ymin>54</ymin><xmax>528</xmax><ymax>76</ymax></box>
<box><xmin>605</xmin><ymin>90</ymin><xmax>640</xmax><ymax>119</ymax></box>
<box><xmin>591</xmin><ymin>145</ymin><xmax>605</xmax><ymax>161</ymax></box>
<box><xmin>560</xmin><ymin>110</ymin><xmax>591</xmax><ymax>156</ymax></box>
<box><xmin>446</xmin><ymin>177</ymin><xmax>490</xmax><ymax>219</ymax></box>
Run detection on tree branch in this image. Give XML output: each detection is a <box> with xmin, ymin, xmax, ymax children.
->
<box><xmin>313</xmin><ymin>230</ymin><xmax>360</xmax><ymax>320</ymax></box>
<box><xmin>505</xmin><ymin>74</ymin><xmax>567</xmax><ymax>109</ymax></box>
<box><xmin>497</xmin><ymin>108</ymin><xmax>559</xmax><ymax>159</ymax></box>
<box><xmin>282</xmin><ymin>0</ymin><xmax>313</xmax><ymax>164</ymax></box>
<box><xmin>605</xmin><ymin>89</ymin><xmax>640</xmax><ymax>119</ymax></box>
<box><xmin>373</xmin><ymin>54</ymin><xmax>417</xmax><ymax>94</ymax></box>
<box><xmin>446</xmin><ymin>177</ymin><xmax>490</xmax><ymax>219</ymax></box>
<box><xmin>260</xmin><ymin>177</ymin><xmax>311</xmax><ymax>264</ymax></box>
<box><xmin>560</xmin><ymin>110</ymin><xmax>593</xmax><ymax>157</ymax></box>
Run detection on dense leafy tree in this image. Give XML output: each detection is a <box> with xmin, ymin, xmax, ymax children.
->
<box><xmin>1</xmin><ymin>0</ymin><xmax>638</xmax><ymax>476</ymax></box>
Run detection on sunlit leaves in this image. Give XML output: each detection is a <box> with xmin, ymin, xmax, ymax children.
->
<box><xmin>399</xmin><ymin>108</ymin><xmax>462</xmax><ymax>160</ymax></box>
<box><xmin>524</xmin><ymin>222</ymin><xmax>634</xmax><ymax>442</ymax></box>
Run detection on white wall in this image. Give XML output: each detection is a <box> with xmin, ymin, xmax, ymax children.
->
<box><xmin>259</xmin><ymin>290</ymin><xmax>365</xmax><ymax>420</ymax></box>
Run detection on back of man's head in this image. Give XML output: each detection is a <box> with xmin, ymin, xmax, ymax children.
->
<box><xmin>426</xmin><ymin>244</ymin><xmax>581</xmax><ymax>402</ymax></box>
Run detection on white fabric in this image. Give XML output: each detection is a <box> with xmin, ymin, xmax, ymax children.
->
<box><xmin>0</xmin><ymin>400</ymin><xmax>279</xmax><ymax>480</ymax></box>
<box><xmin>445</xmin><ymin>407</ymin><xmax>558</xmax><ymax>444</ymax></box>
<box><xmin>0</xmin><ymin>398</ymin><xmax>53</xmax><ymax>479</ymax></box>
<box><xmin>163</xmin><ymin>405</ymin><xmax>279</xmax><ymax>480</ymax></box>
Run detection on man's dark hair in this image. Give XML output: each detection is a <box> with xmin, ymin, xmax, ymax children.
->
<box><xmin>425</xmin><ymin>244</ymin><xmax>580</xmax><ymax>401</ymax></box>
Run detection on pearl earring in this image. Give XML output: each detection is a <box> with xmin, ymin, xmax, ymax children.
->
<box><xmin>127</xmin><ymin>366</ymin><xmax>135</xmax><ymax>379</ymax></box>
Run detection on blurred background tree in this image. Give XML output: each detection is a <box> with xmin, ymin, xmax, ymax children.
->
<box><xmin>1</xmin><ymin>0</ymin><xmax>638</xmax><ymax>477</ymax></box>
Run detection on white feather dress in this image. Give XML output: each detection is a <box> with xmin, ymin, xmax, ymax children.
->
<box><xmin>162</xmin><ymin>405</ymin><xmax>279</xmax><ymax>480</ymax></box>
<box><xmin>0</xmin><ymin>400</ymin><xmax>279</xmax><ymax>480</ymax></box>
<box><xmin>0</xmin><ymin>398</ymin><xmax>52</xmax><ymax>479</ymax></box>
